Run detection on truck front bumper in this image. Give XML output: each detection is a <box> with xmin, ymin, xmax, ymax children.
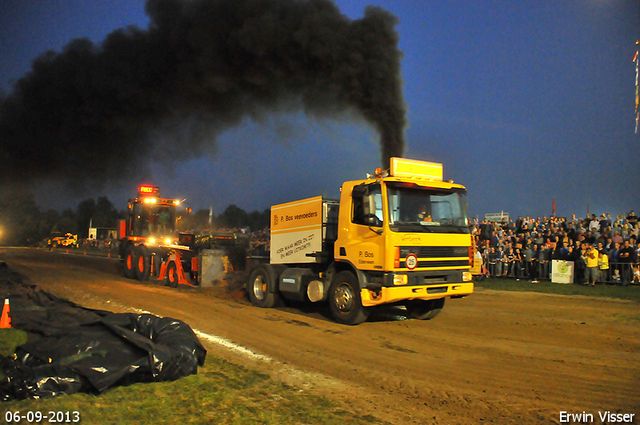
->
<box><xmin>360</xmin><ymin>281</ymin><xmax>474</xmax><ymax>307</ymax></box>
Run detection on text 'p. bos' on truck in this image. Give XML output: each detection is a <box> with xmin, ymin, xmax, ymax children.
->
<box><xmin>246</xmin><ymin>157</ymin><xmax>474</xmax><ymax>325</ymax></box>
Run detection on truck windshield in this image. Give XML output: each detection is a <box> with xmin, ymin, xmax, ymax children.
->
<box><xmin>387</xmin><ymin>184</ymin><xmax>470</xmax><ymax>234</ymax></box>
<box><xmin>132</xmin><ymin>203</ymin><xmax>177</xmax><ymax>236</ymax></box>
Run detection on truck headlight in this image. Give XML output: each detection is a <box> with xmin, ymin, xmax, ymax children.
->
<box><xmin>393</xmin><ymin>274</ymin><xmax>408</xmax><ymax>285</ymax></box>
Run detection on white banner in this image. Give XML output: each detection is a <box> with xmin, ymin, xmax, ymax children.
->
<box><xmin>552</xmin><ymin>260</ymin><xmax>574</xmax><ymax>284</ymax></box>
<box><xmin>485</xmin><ymin>212</ymin><xmax>509</xmax><ymax>222</ymax></box>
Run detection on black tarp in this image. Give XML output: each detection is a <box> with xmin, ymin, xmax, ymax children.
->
<box><xmin>0</xmin><ymin>262</ymin><xmax>206</xmax><ymax>401</ymax></box>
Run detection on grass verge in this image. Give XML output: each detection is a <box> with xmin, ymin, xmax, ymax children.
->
<box><xmin>474</xmin><ymin>277</ymin><xmax>640</xmax><ymax>301</ymax></box>
<box><xmin>0</xmin><ymin>329</ymin><xmax>28</xmax><ymax>357</ymax></box>
<box><xmin>2</xmin><ymin>352</ymin><xmax>385</xmax><ymax>425</ymax></box>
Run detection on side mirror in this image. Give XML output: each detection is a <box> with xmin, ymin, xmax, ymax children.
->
<box><xmin>364</xmin><ymin>214</ymin><xmax>382</xmax><ymax>227</ymax></box>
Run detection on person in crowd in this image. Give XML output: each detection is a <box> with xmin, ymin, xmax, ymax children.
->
<box><xmin>522</xmin><ymin>242</ymin><xmax>533</xmax><ymax>280</ymax></box>
<box><xmin>606</xmin><ymin>213</ymin><xmax>613</xmax><ymax>227</ymax></box>
<box><xmin>515</xmin><ymin>216</ymin><xmax>524</xmax><ymax>234</ymax></box>
<box><xmin>617</xmin><ymin>239</ymin><xmax>635</xmax><ymax>285</ymax></box>
<box><xmin>573</xmin><ymin>242</ymin><xmax>586</xmax><ymax>284</ymax></box>
<box><xmin>604</xmin><ymin>237</ymin><xmax>613</xmax><ymax>250</ymax></box>
<box><xmin>530</xmin><ymin>244</ymin><xmax>540</xmax><ymax>283</ymax></box>
<box><xmin>612</xmin><ymin>268</ymin><xmax>622</xmax><ymax>284</ymax></box>
<box><xmin>626</xmin><ymin>211</ymin><xmax>637</xmax><ymax>229</ymax></box>
<box><xmin>612</xmin><ymin>231</ymin><xmax>623</xmax><ymax>245</ymax></box>
<box><xmin>609</xmin><ymin>241</ymin><xmax>621</xmax><ymax>277</ymax></box>
<box><xmin>496</xmin><ymin>245</ymin><xmax>505</xmax><ymax>277</ymax></box>
<box><xmin>589</xmin><ymin>214</ymin><xmax>600</xmax><ymax>232</ymax></box>
<box><xmin>513</xmin><ymin>243</ymin><xmax>524</xmax><ymax>280</ymax></box>
<box><xmin>505</xmin><ymin>242</ymin><xmax>515</xmax><ymax>277</ymax></box>
<box><xmin>491</xmin><ymin>231</ymin><xmax>500</xmax><ymax>247</ymax></box>
<box><xmin>633</xmin><ymin>238</ymin><xmax>640</xmax><ymax>284</ymax></box>
<box><xmin>583</xmin><ymin>243</ymin><xmax>599</xmax><ymax>286</ymax></box>
<box><xmin>488</xmin><ymin>246</ymin><xmax>498</xmax><ymax>277</ymax></box>
<box><xmin>540</xmin><ymin>243</ymin><xmax>551</xmax><ymax>280</ymax></box>
<box><xmin>598</xmin><ymin>249</ymin><xmax>610</xmax><ymax>284</ymax></box>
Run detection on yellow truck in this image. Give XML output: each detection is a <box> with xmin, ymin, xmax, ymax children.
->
<box><xmin>247</xmin><ymin>157</ymin><xmax>474</xmax><ymax>325</ymax></box>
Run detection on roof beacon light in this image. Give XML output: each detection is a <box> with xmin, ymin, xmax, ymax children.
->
<box><xmin>389</xmin><ymin>158</ymin><xmax>443</xmax><ymax>181</ymax></box>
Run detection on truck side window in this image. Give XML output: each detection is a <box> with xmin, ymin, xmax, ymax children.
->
<box><xmin>352</xmin><ymin>184</ymin><xmax>383</xmax><ymax>227</ymax></box>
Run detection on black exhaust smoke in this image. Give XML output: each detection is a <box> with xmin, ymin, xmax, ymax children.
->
<box><xmin>0</xmin><ymin>0</ymin><xmax>406</xmax><ymax>189</ymax></box>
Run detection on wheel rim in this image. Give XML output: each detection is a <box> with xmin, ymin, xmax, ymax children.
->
<box><xmin>252</xmin><ymin>275</ymin><xmax>266</xmax><ymax>300</ymax></box>
<box><xmin>333</xmin><ymin>283</ymin><xmax>354</xmax><ymax>312</ymax></box>
<box><xmin>138</xmin><ymin>256</ymin><xmax>145</xmax><ymax>272</ymax></box>
<box><xmin>126</xmin><ymin>254</ymin><xmax>133</xmax><ymax>271</ymax></box>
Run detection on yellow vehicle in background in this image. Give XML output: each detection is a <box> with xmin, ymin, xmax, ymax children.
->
<box><xmin>247</xmin><ymin>157</ymin><xmax>474</xmax><ymax>325</ymax></box>
<box><xmin>49</xmin><ymin>233</ymin><xmax>78</xmax><ymax>248</ymax></box>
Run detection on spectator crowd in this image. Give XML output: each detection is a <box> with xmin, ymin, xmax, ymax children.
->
<box><xmin>472</xmin><ymin>211</ymin><xmax>640</xmax><ymax>285</ymax></box>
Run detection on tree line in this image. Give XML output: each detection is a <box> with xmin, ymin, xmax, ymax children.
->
<box><xmin>0</xmin><ymin>192</ymin><xmax>270</xmax><ymax>246</ymax></box>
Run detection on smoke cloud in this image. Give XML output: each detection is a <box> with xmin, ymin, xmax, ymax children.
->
<box><xmin>0</xmin><ymin>0</ymin><xmax>406</xmax><ymax>189</ymax></box>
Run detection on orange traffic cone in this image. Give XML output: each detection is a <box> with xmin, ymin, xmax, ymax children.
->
<box><xmin>0</xmin><ymin>298</ymin><xmax>11</xmax><ymax>329</ymax></box>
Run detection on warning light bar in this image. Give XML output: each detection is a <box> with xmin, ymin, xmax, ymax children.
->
<box><xmin>139</xmin><ymin>185</ymin><xmax>160</xmax><ymax>197</ymax></box>
<box><xmin>389</xmin><ymin>158</ymin><xmax>443</xmax><ymax>181</ymax></box>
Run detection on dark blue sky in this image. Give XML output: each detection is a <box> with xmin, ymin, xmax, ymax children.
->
<box><xmin>1</xmin><ymin>0</ymin><xmax>639</xmax><ymax>221</ymax></box>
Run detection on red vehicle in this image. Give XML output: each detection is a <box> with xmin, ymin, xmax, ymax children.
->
<box><xmin>118</xmin><ymin>185</ymin><xmax>194</xmax><ymax>286</ymax></box>
<box><xmin>119</xmin><ymin>185</ymin><xmax>248</xmax><ymax>287</ymax></box>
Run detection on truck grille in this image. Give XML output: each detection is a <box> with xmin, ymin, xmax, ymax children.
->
<box><xmin>399</xmin><ymin>246</ymin><xmax>469</xmax><ymax>269</ymax></box>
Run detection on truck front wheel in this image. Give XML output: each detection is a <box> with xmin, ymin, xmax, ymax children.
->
<box><xmin>248</xmin><ymin>265</ymin><xmax>279</xmax><ymax>308</ymax></box>
<box><xmin>124</xmin><ymin>246</ymin><xmax>136</xmax><ymax>279</ymax></box>
<box><xmin>135</xmin><ymin>246</ymin><xmax>150</xmax><ymax>281</ymax></box>
<box><xmin>329</xmin><ymin>271</ymin><xmax>370</xmax><ymax>325</ymax></box>
<box><xmin>406</xmin><ymin>298</ymin><xmax>445</xmax><ymax>320</ymax></box>
<box><xmin>165</xmin><ymin>261</ymin><xmax>179</xmax><ymax>288</ymax></box>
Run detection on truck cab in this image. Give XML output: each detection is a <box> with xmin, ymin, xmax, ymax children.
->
<box><xmin>247</xmin><ymin>157</ymin><xmax>474</xmax><ymax>325</ymax></box>
<box><xmin>331</xmin><ymin>158</ymin><xmax>473</xmax><ymax>323</ymax></box>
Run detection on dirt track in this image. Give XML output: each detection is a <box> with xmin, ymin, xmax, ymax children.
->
<box><xmin>1</xmin><ymin>248</ymin><xmax>639</xmax><ymax>424</ymax></box>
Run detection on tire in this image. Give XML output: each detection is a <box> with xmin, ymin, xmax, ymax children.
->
<box><xmin>406</xmin><ymin>298</ymin><xmax>445</xmax><ymax>320</ymax></box>
<box><xmin>165</xmin><ymin>261</ymin><xmax>179</xmax><ymax>288</ymax></box>
<box><xmin>124</xmin><ymin>245</ymin><xmax>136</xmax><ymax>279</ymax></box>
<box><xmin>247</xmin><ymin>265</ymin><xmax>279</xmax><ymax>308</ymax></box>
<box><xmin>135</xmin><ymin>246</ymin><xmax>150</xmax><ymax>281</ymax></box>
<box><xmin>328</xmin><ymin>271</ymin><xmax>370</xmax><ymax>325</ymax></box>
<box><xmin>152</xmin><ymin>254</ymin><xmax>163</xmax><ymax>283</ymax></box>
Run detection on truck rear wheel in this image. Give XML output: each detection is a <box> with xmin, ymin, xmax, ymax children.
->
<box><xmin>247</xmin><ymin>265</ymin><xmax>279</xmax><ymax>308</ymax></box>
<box><xmin>406</xmin><ymin>298</ymin><xmax>445</xmax><ymax>320</ymax></box>
<box><xmin>124</xmin><ymin>246</ymin><xmax>136</xmax><ymax>279</ymax></box>
<box><xmin>135</xmin><ymin>246</ymin><xmax>150</xmax><ymax>281</ymax></box>
<box><xmin>165</xmin><ymin>262</ymin><xmax>179</xmax><ymax>288</ymax></box>
<box><xmin>329</xmin><ymin>271</ymin><xmax>370</xmax><ymax>325</ymax></box>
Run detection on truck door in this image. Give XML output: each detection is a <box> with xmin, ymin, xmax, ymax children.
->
<box><xmin>341</xmin><ymin>183</ymin><xmax>385</xmax><ymax>270</ymax></box>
